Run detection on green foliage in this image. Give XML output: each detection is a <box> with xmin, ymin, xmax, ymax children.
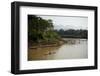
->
<box><xmin>28</xmin><ymin>15</ymin><xmax>60</xmax><ymax>43</ymax></box>
<box><xmin>55</xmin><ymin>29</ymin><xmax>88</xmax><ymax>39</ymax></box>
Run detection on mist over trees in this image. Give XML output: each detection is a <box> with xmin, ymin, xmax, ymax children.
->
<box><xmin>54</xmin><ymin>29</ymin><xmax>88</xmax><ymax>39</ymax></box>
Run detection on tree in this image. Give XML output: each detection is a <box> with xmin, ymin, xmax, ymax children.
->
<box><xmin>28</xmin><ymin>15</ymin><xmax>60</xmax><ymax>43</ymax></box>
<box><xmin>54</xmin><ymin>29</ymin><xmax>88</xmax><ymax>38</ymax></box>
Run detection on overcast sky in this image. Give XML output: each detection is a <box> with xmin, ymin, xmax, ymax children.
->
<box><xmin>38</xmin><ymin>15</ymin><xmax>88</xmax><ymax>30</ymax></box>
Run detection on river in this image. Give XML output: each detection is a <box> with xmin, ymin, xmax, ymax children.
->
<box><xmin>28</xmin><ymin>38</ymin><xmax>88</xmax><ymax>61</ymax></box>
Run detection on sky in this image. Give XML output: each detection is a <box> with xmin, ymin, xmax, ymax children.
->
<box><xmin>38</xmin><ymin>15</ymin><xmax>88</xmax><ymax>30</ymax></box>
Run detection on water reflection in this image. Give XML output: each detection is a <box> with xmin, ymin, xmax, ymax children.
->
<box><xmin>28</xmin><ymin>39</ymin><xmax>88</xmax><ymax>61</ymax></box>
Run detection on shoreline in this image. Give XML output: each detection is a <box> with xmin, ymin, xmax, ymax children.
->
<box><xmin>29</xmin><ymin>41</ymin><xmax>64</xmax><ymax>49</ymax></box>
<box><xmin>29</xmin><ymin>38</ymin><xmax>87</xmax><ymax>49</ymax></box>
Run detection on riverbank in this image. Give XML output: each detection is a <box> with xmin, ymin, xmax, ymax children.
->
<box><xmin>29</xmin><ymin>40</ymin><xmax>64</xmax><ymax>49</ymax></box>
<box><xmin>29</xmin><ymin>38</ymin><xmax>87</xmax><ymax>49</ymax></box>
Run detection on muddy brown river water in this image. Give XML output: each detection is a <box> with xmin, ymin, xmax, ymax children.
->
<box><xmin>28</xmin><ymin>38</ymin><xmax>88</xmax><ymax>61</ymax></box>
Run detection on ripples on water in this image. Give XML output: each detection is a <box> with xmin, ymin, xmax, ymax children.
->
<box><xmin>28</xmin><ymin>39</ymin><xmax>88</xmax><ymax>61</ymax></box>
